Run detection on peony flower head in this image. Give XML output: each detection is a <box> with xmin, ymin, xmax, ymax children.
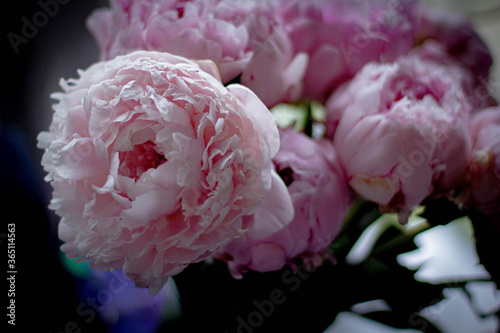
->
<box><xmin>87</xmin><ymin>0</ymin><xmax>251</xmax><ymax>82</ymax></box>
<box><xmin>415</xmin><ymin>4</ymin><xmax>493</xmax><ymax>82</ymax></box>
<box><xmin>325</xmin><ymin>43</ymin><xmax>476</xmax><ymax>221</ymax></box>
<box><xmin>413</xmin><ymin>5</ymin><xmax>497</xmax><ymax>111</ymax></box>
<box><xmin>87</xmin><ymin>0</ymin><xmax>308</xmax><ymax>108</ymax></box>
<box><xmin>463</xmin><ymin>107</ymin><xmax>500</xmax><ymax>215</ymax></box>
<box><xmin>280</xmin><ymin>0</ymin><xmax>419</xmax><ymax>102</ymax></box>
<box><xmin>37</xmin><ymin>50</ymin><xmax>290</xmax><ymax>294</ymax></box>
<box><xmin>217</xmin><ymin>129</ymin><xmax>353</xmax><ymax>278</ymax></box>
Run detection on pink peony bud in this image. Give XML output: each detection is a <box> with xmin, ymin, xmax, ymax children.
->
<box><xmin>217</xmin><ymin>129</ymin><xmax>353</xmax><ymax>278</ymax></box>
<box><xmin>325</xmin><ymin>43</ymin><xmax>476</xmax><ymax>221</ymax></box>
<box><xmin>280</xmin><ymin>0</ymin><xmax>419</xmax><ymax>102</ymax></box>
<box><xmin>37</xmin><ymin>50</ymin><xmax>292</xmax><ymax>294</ymax></box>
<box><xmin>86</xmin><ymin>0</ymin><xmax>308</xmax><ymax>108</ymax></box>
<box><xmin>463</xmin><ymin>107</ymin><xmax>500</xmax><ymax>215</ymax></box>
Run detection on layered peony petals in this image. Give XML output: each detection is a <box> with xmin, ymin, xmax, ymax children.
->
<box><xmin>38</xmin><ymin>50</ymin><xmax>288</xmax><ymax>293</ymax></box>
<box><xmin>87</xmin><ymin>0</ymin><xmax>308</xmax><ymax>107</ymax></box>
<box><xmin>217</xmin><ymin>129</ymin><xmax>353</xmax><ymax>278</ymax></box>
<box><xmin>325</xmin><ymin>42</ymin><xmax>479</xmax><ymax>220</ymax></box>
<box><xmin>280</xmin><ymin>0</ymin><xmax>419</xmax><ymax>101</ymax></box>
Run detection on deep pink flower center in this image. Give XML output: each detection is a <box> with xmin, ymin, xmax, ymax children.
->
<box><xmin>119</xmin><ymin>141</ymin><xmax>166</xmax><ymax>180</ymax></box>
<box><xmin>275</xmin><ymin>163</ymin><xmax>294</xmax><ymax>187</ymax></box>
<box><xmin>177</xmin><ymin>7</ymin><xmax>184</xmax><ymax>18</ymax></box>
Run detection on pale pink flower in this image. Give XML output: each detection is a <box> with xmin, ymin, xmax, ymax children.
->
<box><xmin>87</xmin><ymin>0</ymin><xmax>308</xmax><ymax>107</ymax></box>
<box><xmin>217</xmin><ymin>129</ymin><xmax>353</xmax><ymax>277</ymax></box>
<box><xmin>325</xmin><ymin>43</ymin><xmax>475</xmax><ymax>221</ymax></box>
<box><xmin>464</xmin><ymin>107</ymin><xmax>500</xmax><ymax>215</ymax></box>
<box><xmin>280</xmin><ymin>0</ymin><xmax>418</xmax><ymax>101</ymax></box>
<box><xmin>37</xmin><ymin>50</ymin><xmax>291</xmax><ymax>294</ymax></box>
<box><xmin>87</xmin><ymin>0</ymin><xmax>250</xmax><ymax>82</ymax></box>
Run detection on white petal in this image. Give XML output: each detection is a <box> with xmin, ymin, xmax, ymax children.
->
<box><xmin>121</xmin><ymin>190</ymin><xmax>180</xmax><ymax>227</ymax></box>
<box><xmin>246</xmin><ymin>170</ymin><xmax>294</xmax><ymax>240</ymax></box>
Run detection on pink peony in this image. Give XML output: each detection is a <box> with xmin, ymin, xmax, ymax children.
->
<box><xmin>464</xmin><ymin>107</ymin><xmax>500</xmax><ymax>215</ymax></box>
<box><xmin>87</xmin><ymin>0</ymin><xmax>251</xmax><ymax>82</ymax></box>
<box><xmin>37</xmin><ymin>50</ymin><xmax>292</xmax><ymax>294</ymax></box>
<box><xmin>413</xmin><ymin>4</ymin><xmax>497</xmax><ymax>111</ymax></box>
<box><xmin>415</xmin><ymin>4</ymin><xmax>493</xmax><ymax>82</ymax></box>
<box><xmin>325</xmin><ymin>43</ymin><xmax>476</xmax><ymax>221</ymax></box>
<box><xmin>280</xmin><ymin>0</ymin><xmax>418</xmax><ymax>101</ymax></box>
<box><xmin>406</xmin><ymin>41</ymin><xmax>497</xmax><ymax>112</ymax></box>
<box><xmin>87</xmin><ymin>0</ymin><xmax>308</xmax><ymax>107</ymax></box>
<box><xmin>217</xmin><ymin>129</ymin><xmax>353</xmax><ymax>278</ymax></box>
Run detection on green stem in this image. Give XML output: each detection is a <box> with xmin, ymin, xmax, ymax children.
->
<box><xmin>372</xmin><ymin>219</ymin><xmax>431</xmax><ymax>256</ymax></box>
<box><xmin>304</xmin><ymin>102</ymin><xmax>313</xmax><ymax>137</ymax></box>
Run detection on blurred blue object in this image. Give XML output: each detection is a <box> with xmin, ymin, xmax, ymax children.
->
<box><xmin>61</xmin><ymin>255</ymin><xmax>182</xmax><ymax>333</ymax></box>
<box><xmin>0</xmin><ymin>126</ymin><xmax>44</xmax><ymax>202</ymax></box>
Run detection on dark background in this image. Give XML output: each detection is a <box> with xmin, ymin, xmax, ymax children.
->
<box><xmin>2</xmin><ymin>1</ymin><xmax>108</xmax><ymax>331</ymax></box>
<box><xmin>2</xmin><ymin>2</ymin><xmax>500</xmax><ymax>333</ymax></box>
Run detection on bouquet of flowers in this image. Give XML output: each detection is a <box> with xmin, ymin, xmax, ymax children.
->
<box><xmin>38</xmin><ymin>0</ymin><xmax>500</xmax><ymax>332</ymax></box>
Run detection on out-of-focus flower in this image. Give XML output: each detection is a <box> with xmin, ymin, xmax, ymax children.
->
<box><xmin>37</xmin><ymin>50</ymin><xmax>291</xmax><ymax>294</ymax></box>
<box><xmin>407</xmin><ymin>41</ymin><xmax>497</xmax><ymax>112</ymax></box>
<box><xmin>413</xmin><ymin>4</ymin><xmax>497</xmax><ymax>111</ymax></box>
<box><xmin>217</xmin><ymin>129</ymin><xmax>352</xmax><ymax>277</ymax></box>
<box><xmin>325</xmin><ymin>43</ymin><xmax>475</xmax><ymax>221</ymax></box>
<box><xmin>414</xmin><ymin>4</ymin><xmax>493</xmax><ymax>82</ymax></box>
<box><xmin>463</xmin><ymin>107</ymin><xmax>500</xmax><ymax>215</ymax></box>
<box><xmin>74</xmin><ymin>267</ymin><xmax>175</xmax><ymax>333</ymax></box>
<box><xmin>87</xmin><ymin>0</ymin><xmax>308</xmax><ymax>107</ymax></box>
<box><xmin>280</xmin><ymin>0</ymin><xmax>419</xmax><ymax>102</ymax></box>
